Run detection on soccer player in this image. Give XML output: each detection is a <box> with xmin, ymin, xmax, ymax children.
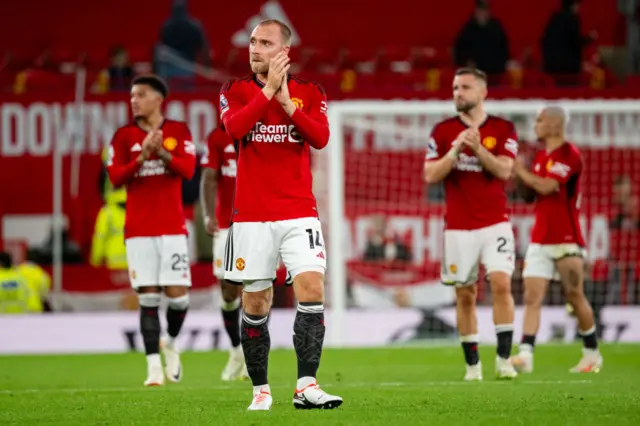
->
<box><xmin>510</xmin><ymin>106</ymin><xmax>603</xmax><ymax>373</ymax></box>
<box><xmin>107</xmin><ymin>75</ymin><xmax>196</xmax><ymax>386</ymax></box>
<box><xmin>200</xmin><ymin>125</ymin><xmax>249</xmax><ymax>381</ymax></box>
<box><xmin>220</xmin><ymin>19</ymin><xmax>342</xmax><ymax>410</ymax></box>
<box><xmin>424</xmin><ymin>68</ymin><xmax>519</xmax><ymax>381</ymax></box>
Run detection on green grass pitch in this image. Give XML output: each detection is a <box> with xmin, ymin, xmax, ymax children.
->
<box><xmin>1</xmin><ymin>344</ymin><xmax>639</xmax><ymax>425</ymax></box>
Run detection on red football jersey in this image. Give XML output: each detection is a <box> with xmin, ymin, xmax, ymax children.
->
<box><xmin>106</xmin><ymin>119</ymin><xmax>196</xmax><ymax>239</ymax></box>
<box><xmin>426</xmin><ymin>115</ymin><xmax>519</xmax><ymax>230</ymax></box>
<box><xmin>220</xmin><ymin>75</ymin><xmax>329</xmax><ymax>222</ymax></box>
<box><xmin>201</xmin><ymin>127</ymin><xmax>237</xmax><ymax>229</ymax></box>
<box><xmin>529</xmin><ymin>142</ymin><xmax>586</xmax><ymax>246</ymax></box>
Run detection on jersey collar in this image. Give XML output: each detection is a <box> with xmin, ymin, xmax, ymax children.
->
<box><xmin>457</xmin><ymin>114</ymin><xmax>489</xmax><ymax>129</ymax></box>
<box><xmin>252</xmin><ymin>73</ymin><xmax>293</xmax><ymax>88</ymax></box>
<box><xmin>134</xmin><ymin>117</ymin><xmax>166</xmax><ymax>133</ymax></box>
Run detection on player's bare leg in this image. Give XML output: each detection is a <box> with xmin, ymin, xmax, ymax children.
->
<box><xmin>455</xmin><ymin>285</ymin><xmax>482</xmax><ymax>381</ymax></box>
<box><xmin>160</xmin><ymin>285</ymin><xmax>189</xmax><ymax>383</ymax></box>
<box><xmin>241</xmin><ymin>283</ymin><xmax>273</xmax><ymax>410</ymax></box>
<box><xmin>510</xmin><ymin>277</ymin><xmax>549</xmax><ymax>373</ymax></box>
<box><xmin>291</xmin><ymin>271</ymin><xmax>342</xmax><ymax>409</ymax></box>
<box><xmin>489</xmin><ymin>271</ymin><xmax>517</xmax><ymax>379</ymax></box>
<box><xmin>220</xmin><ymin>281</ymin><xmax>248</xmax><ymax>381</ymax></box>
<box><xmin>138</xmin><ymin>286</ymin><xmax>164</xmax><ymax>386</ymax></box>
<box><xmin>557</xmin><ymin>257</ymin><xmax>603</xmax><ymax>373</ymax></box>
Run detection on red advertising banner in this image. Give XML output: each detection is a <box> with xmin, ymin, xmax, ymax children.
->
<box><xmin>1</xmin><ymin>95</ymin><xmax>638</xmax><ymax>296</ymax></box>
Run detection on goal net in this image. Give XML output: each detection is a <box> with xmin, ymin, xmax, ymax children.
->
<box><xmin>316</xmin><ymin>100</ymin><xmax>640</xmax><ymax>346</ymax></box>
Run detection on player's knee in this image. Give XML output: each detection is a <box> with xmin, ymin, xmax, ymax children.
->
<box><xmin>456</xmin><ymin>287</ymin><xmax>477</xmax><ymax>310</ymax></box>
<box><xmin>167</xmin><ymin>294</ymin><xmax>189</xmax><ymax>310</ymax></box>
<box><xmin>489</xmin><ymin>272</ymin><xmax>512</xmax><ymax>299</ymax></box>
<box><xmin>564</xmin><ymin>286</ymin><xmax>585</xmax><ymax>304</ymax></box>
<box><xmin>293</xmin><ymin>271</ymin><xmax>324</xmax><ymax>303</ymax></box>
<box><xmin>221</xmin><ymin>280</ymin><xmax>240</xmax><ymax>302</ymax></box>
<box><xmin>523</xmin><ymin>287</ymin><xmax>545</xmax><ymax>308</ymax></box>
<box><xmin>138</xmin><ymin>292</ymin><xmax>161</xmax><ymax>308</ymax></box>
<box><xmin>242</xmin><ymin>281</ymin><xmax>273</xmax><ymax>316</ymax></box>
<box><xmin>164</xmin><ymin>285</ymin><xmax>188</xmax><ymax>298</ymax></box>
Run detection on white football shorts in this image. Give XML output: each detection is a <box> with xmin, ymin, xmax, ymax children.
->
<box><xmin>441</xmin><ymin>221</ymin><xmax>515</xmax><ymax>286</ymax></box>
<box><xmin>125</xmin><ymin>235</ymin><xmax>191</xmax><ymax>289</ymax></box>
<box><xmin>523</xmin><ymin>243</ymin><xmax>586</xmax><ymax>280</ymax></box>
<box><xmin>223</xmin><ymin>217</ymin><xmax>326</xmax><ymax>283</ymax></box>
<box><xmin>213</xmin><ymin>228</ymin><xmax>229</xmax><ymax>279</ymax></box>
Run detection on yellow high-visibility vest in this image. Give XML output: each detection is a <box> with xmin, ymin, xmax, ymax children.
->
<box><xmin>90</xmin><ymin>203</ymin><xmax>128</xmax><ymax>270</ymax></box>
<box><xmin>0</xmin><ymin>268</ymin><xmax>43</xmax><ymax>314</ymax></box>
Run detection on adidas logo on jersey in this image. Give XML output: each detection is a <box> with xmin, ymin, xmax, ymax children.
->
<box><xmin>131</xmin><ymin>143</ymin><xmax>142</xmax><ymax>152</ymax></box>
<box><xmin>224</xmin><ymin>144</ymin><xmax>236</xmax><ymax>153</ymax></box>
<box><xmin>231</xmin><ymin>1</ymin><xmax>300</xmax><ymax>47</ymax></box>
<box><xmin>248</xmin><ymin>122</ymin><xmax>302</xmax><ymax>144</ymax></box>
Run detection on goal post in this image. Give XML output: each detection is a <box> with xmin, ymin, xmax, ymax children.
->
<box><xmin>319</xmin><ymin>99</ymin><xmax>640</xmax><ymax>347</ymax></box>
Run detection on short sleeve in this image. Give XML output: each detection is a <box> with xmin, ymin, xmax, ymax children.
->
<box><xmin>219</xmin><ymin>79</ymin><xmax>244</xmax><ymax>122</ymax></box>
<box><xmin>547</xmin><ymin>147</ymin><xmax>582</xmax><ymax>184</ymax></box>
<box><xmin>496</xmin><ymin>122</ymin><xmax>518</xmax><ymax>159</ymax></box>
<box><xmin>425</xmin><ymin>125</ymin><xmax>443</xmax><ymax>161</ymax></box>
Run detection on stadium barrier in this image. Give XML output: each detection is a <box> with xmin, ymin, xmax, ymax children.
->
<box><xmin>1</xmin><ymin>306</ymin><xmax>638</xmax><ymax>355</ymax></box>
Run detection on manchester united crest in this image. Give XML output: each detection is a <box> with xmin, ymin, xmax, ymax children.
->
<box><xmin>482</xmin><ymin>136</ymin><xmax>497</xmax><ymax>149</ymax></box>
<box><xmin>236</xmin><ymin>258</ymin><xmax>246</xmax><ymax>271</ymax></box>
<box><xmin>163</xmin><ymin>137</ymin><xmax>177</xmax><ymax>151</ymax></box>
<box><xmin>291</xmin><ymin>97</ymin><xmax>304</xmax><ymax>109</ymax></box>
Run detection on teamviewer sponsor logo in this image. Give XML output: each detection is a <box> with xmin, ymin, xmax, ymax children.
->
<box><xmin>455</xmin><ymin>153</ymin><xmax>483</xmax><ymax>172</ymax></box>
<box><xmin>137</xmin><ymin>159</ymin><xmax>167</xmax><ymax>177</ymax></box>
<box><xmin>248</xmin><ymin>122</ymin><xmax>302</xmax><ymax>143</ymax></box>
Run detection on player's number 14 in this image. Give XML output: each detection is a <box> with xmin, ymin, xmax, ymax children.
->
<box><xmin>306</xmin><ymin>228</ymin><xmax>323</xmax><ymax>250</ymax></box>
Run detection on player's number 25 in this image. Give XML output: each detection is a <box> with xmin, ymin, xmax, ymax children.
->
<box><xmin>171</xmin><ymin>253</ymin><xmax>189</xmax><ymax>271</ymax></box>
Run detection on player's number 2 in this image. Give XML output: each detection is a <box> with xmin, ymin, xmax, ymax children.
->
<box><xmin>305</xmin><ymin>228</ymin><xmax>323</xmax><ymax>250</ymax></box>
<box><xmin>497</xmin><ymin>237</ymin><xmax>508</xmax><ymax>253</ymax></box>
<box><xmin>171</xmin><ymin>254</ymin><xmax>189</xmax><ymax>271</ymax></box>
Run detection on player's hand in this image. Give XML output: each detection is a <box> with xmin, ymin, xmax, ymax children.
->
<box><xmin>514</xmin><ymin>156</ymin><xmax>527</xmax><ymax>175</ymax></box>
<box><xmin>141</xmin><ymin>130</ymin><xmax>160</xmax><ymax>159</ymax></box>
<box><xmin>276</xmin><ymin>73</ymin><xmax>297</xmax><ymax>116</ymax></box>
<box><xmin>152</xmin><ymin>130</ymin><xmax>163</xmax><ymax>150</ymax></box>
<box><xmin>266</xmin><ymin>52</ymin><xmax>290</xmax><ymax>92</ymax></box>
<box><xmin>205</xmin><ymin>216</ymin><xmax>219</xmax><ymax>236</ymax></box>
<box><xmin>275</xmin><ymin>74</ymin><xmax>290</xmax><ymax>104</ymax></box>
<box><xmin>460</xmin><ymin>128</ymin><xmax>481</xmax><ymax>153</ymax></box>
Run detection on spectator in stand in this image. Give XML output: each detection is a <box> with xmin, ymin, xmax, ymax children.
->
<box><xmin>608</xmin><ymin>175</ymin><xmax>640</xmax><ymax>304</ymax></box>
<box><xmin>363</xmin><ymin>215</ymin><xmax>412</xmax><ymax>263</ymax></box>
<box><xmin>108</xmin><ymin>47</ymin><xmax>134</xmax><ymax>92</ymax></box>
<box><xmin>155</xmin><ymin>0</ymin><xmax>211</xmax><ymax>83</ymax></box>
<box><xmin>0</xmin><ymin>251</ymin><xmax>51</xmax><ymax>314</ymax></box>
<box><xmin>541</xmin><ymin>0</ymin><xmax>597</xmax><ymax>85</ymax></box>
<box><xmin>453</xmin><ymin>0</ymin><xmax>509</xmax><ymax>78</ymax></box>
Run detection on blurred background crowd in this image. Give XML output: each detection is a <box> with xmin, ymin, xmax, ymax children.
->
<box><xmin>0</xmin><ymin>0</ymin><xmax>638</xmax><ymax>340</ymax></box>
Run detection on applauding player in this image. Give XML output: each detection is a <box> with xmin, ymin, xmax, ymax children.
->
<box><xmin>107</xmin><ymin>75</ymin><xmax>196</xmax><ymax>386</ymax></box>
<box><xmin>424</xmin><ymin>68</ymin><xmax>519</xmax><ymax>380</ymax></box>
<box><xmin>220</xmin><ymin>19</ymin><xmax>342</xmax><ymax>410</ymax></box>
<box><xmin>200</xmin><ymin>125</ymin><xmax>249</xmax><ymax>381</ymax></box>
<box><xmin>510</xmin><ymin>106</ymin><xmax>603</xmax><ymax>373</ymax></box>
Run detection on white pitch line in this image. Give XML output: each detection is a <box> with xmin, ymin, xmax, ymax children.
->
<box><xmin>0</xmin><ymin>380</ymin><xmax>593</xmax><ymax>395</ymax></box>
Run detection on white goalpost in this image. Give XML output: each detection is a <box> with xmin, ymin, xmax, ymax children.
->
<box><xmin>320</xmin><ymin>99</ymin><xmax>640</xmax><ymax>347</ymax></box>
